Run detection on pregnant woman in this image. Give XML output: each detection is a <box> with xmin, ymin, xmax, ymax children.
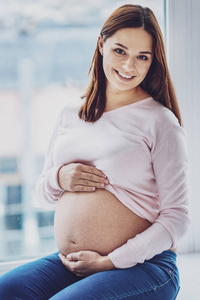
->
<box><xmin>0</xmin><ymin>4</ymin><xmax>190</xmax><ymax>300</ymax></box>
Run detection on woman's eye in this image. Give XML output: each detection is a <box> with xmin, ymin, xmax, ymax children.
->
<box><xmin>137</xmin><ymin>55</ymin><xmax>148</xmax><ymax>61</ymax></box>
<box><xmin>114</xmin><ymin>48</ymin><xmax>126</xmax><ymax>55</ymax></box>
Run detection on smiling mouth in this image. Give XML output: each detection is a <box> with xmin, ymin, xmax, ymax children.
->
<box><xmin>115</xmin><ymin>70</ymin><xmax>134</xmax><ymax>80</ymax></box>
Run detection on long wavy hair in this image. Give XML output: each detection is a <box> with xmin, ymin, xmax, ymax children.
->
<box><xmin>78</xmin><ymin>4</ymin><xmax>182</xmax><ymax>125</ymax></box>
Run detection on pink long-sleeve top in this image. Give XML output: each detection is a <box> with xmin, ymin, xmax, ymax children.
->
<box><xmin>35</xmin><ymin>96</ymin><xmax>190</xmax><ymax>268</ymax></box>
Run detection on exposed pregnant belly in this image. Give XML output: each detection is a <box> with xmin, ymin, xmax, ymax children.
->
<box><xmin>54</xmin><ymin>189</ymin><xmax>152</xmax><ymax>256</ymax></box>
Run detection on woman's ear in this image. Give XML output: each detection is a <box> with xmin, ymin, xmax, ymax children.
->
<box><xmin>98</xmin><ymin>35</ymin><xmax>104</xmax><ymax>56</ymax></box>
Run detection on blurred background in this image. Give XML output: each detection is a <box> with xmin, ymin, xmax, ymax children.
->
<box><xmin>0</xmin><ymin>0</ymin><xmax>197</xmax><ymax>264</ymax></box>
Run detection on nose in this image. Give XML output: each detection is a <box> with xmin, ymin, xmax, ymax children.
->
<box><xmin>122</xmin><ymin>57</ymin><xmax>136</xmax><ymax>73</ymax></box>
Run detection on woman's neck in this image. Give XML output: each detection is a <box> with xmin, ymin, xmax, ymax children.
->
<box><xmin>104</xmin><ymin>86</ymin><xmax>150</xmax><ymax>112</ymax></box>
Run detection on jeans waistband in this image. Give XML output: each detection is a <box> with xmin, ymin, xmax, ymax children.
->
<box><xmin>153</xmin><ymin>250</ymin><xmax>177</xmax><ymax>263</ymax></box>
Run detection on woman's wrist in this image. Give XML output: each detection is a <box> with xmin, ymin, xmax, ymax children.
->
<box><xmin>57</xmin><ymin>165</ymin><xmax>65</xmax><ymax>190</ymax></box>
<box><xmin>99</xmin><ymin>255</ymin><xmax>116</xmax><ymax>271</ymax></box>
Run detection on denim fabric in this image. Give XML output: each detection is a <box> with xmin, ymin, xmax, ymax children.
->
<box><xmin>0</xmin><ymin>250</ymin><xmax>179</xmax><ymax>300</ymax></box>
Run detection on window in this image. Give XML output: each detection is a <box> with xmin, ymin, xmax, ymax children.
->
<box><xmin>0</xmin><ymin>0</ymin><xmax>165</xmax><ymax>261</ymax></box>
<box><xmin>6</xmin><ymin>185</ymin><xmax>22</xmax><ymax>204</ymax></box>
<box><xmin>5</xmin><ymin>214</ymin><xmax>23</xmax><ymax>230</ymax></box>
<box><xmin>0</xmin><ymin>158</ymin><xmax>18</xmax><ymax>174</ymax></box>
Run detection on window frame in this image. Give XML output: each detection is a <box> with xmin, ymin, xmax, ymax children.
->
<box><xmin>166</xmin><ymin>0</ymin><xmax>200</xmax><ymax>252</ymax></box>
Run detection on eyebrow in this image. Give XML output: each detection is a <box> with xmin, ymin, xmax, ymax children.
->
<box><xmin>114</xmin><ymin>43</ymin><xmax>152</xmax><ymax>55</ymax></box>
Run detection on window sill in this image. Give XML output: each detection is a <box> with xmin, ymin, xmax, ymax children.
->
<box><xmin>0</xmin><ymin>258</ymin><xmax>36</xmax><ymax>276</ymax></box>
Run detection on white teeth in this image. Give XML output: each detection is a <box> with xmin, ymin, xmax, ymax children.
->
<box><xmin>118</xmin><ymin>71</ymin><xmax>133</xmax><ymax>79</ymax></box>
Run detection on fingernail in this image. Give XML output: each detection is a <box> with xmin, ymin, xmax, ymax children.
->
<box><xmin>100</xmin><ymin>183</ymin><xmax>105</xmax><ymax>188</ymax></box>
<box><xmin>104</xmin><ymin>179</ymin><xmax>109</xmax><ymax>184</ymax></box>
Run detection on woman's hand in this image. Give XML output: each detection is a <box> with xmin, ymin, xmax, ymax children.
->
<box><xmin>58</xmin><ymin>163</ymin><xmax>109</xmax><ymax>192</ymax></box>
<box><xmin>58</xmin><ymin>250</ymin><xmax>115</xmax><ymax>277</ymax></box>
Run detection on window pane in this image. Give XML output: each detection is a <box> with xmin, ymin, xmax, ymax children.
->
<box><xmin>0</xmin><ymin>0</ymin><xmax>165</xmax><ymax>261</ymax></box>
<box><xmin>6</xmin><ymin>185</ymin><xmax>22</xmax><ymax>204</ymax></box>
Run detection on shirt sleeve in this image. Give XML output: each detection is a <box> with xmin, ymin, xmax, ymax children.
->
<box><xmin>34</xmin><ymin>111</ymin><xmax>65</xmax><ymax>210</ymax></box>
<box><xmin>108</xmin><ymin>123</ymin><xmax>190</xmax><ymax>268</ymax></box>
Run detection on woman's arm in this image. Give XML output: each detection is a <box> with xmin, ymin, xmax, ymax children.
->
<box><xmin>34</xmin><ymin>110</ymin><xmax>65</xmax><ymax>210</ymax></box>
<box><xmin>107</xmin><ymin>124</ymin><xmax>190</xmax><ymax>268</ymax></box>
<box><xmin>34</xmin><ymin>108</ymin><xmax>108</xmax><ymax>210</ymax></box>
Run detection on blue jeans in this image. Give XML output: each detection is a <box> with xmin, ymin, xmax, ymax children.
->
<box><xmin>0</xmin><ymin>250</ymin><xmax>180</xmax><ymax>299</ymax></box>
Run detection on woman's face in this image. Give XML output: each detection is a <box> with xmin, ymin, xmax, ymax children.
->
<box><xmin>98</xmin><ymin>27</ymin><xmax>153</xmax><ymax>93</ymax></box>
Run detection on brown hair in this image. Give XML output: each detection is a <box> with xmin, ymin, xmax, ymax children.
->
<box><xmin>78</xmin><ymin>4</ymin><xmax>182</xmax><ymax>125</ymax></box>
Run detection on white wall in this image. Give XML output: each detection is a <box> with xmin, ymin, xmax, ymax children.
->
<box><xmin>166</xmin><ymin>0</ymin><xmax>200</xmax><ymax>252</ymax></box>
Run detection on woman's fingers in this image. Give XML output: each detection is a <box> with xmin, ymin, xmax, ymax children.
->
<box><xmin>75</xmin><ymin>185</ymin><xmax>96</xmax><ymax>192</ymax></box>
<box><xmin>58</xmin><ymin>163</ymin><xmax>109</xmax><ymax>192</ymax></box>
<box><xmin>77</xmin><ymin>179</ymin><xmax>107</xmax><ymax>189</ymax></box>
<box><xmin>76</xmin><ymin>164</ymin><xmax>107</xmax><ymax>178</ymax></box>
<box><xmin>79</xmin><ymin>172</ymin><xmax>109</xmax><ymax>184</ymax></box>
<box><xmin>81</xmin><ymin>172</ymin><xmax>109</xmax><ymax>183</ymax></box>
<box><xmin>73</xmin><ymin>164</ymin><xmax>109</xmax><ymax>190</ymax></box>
